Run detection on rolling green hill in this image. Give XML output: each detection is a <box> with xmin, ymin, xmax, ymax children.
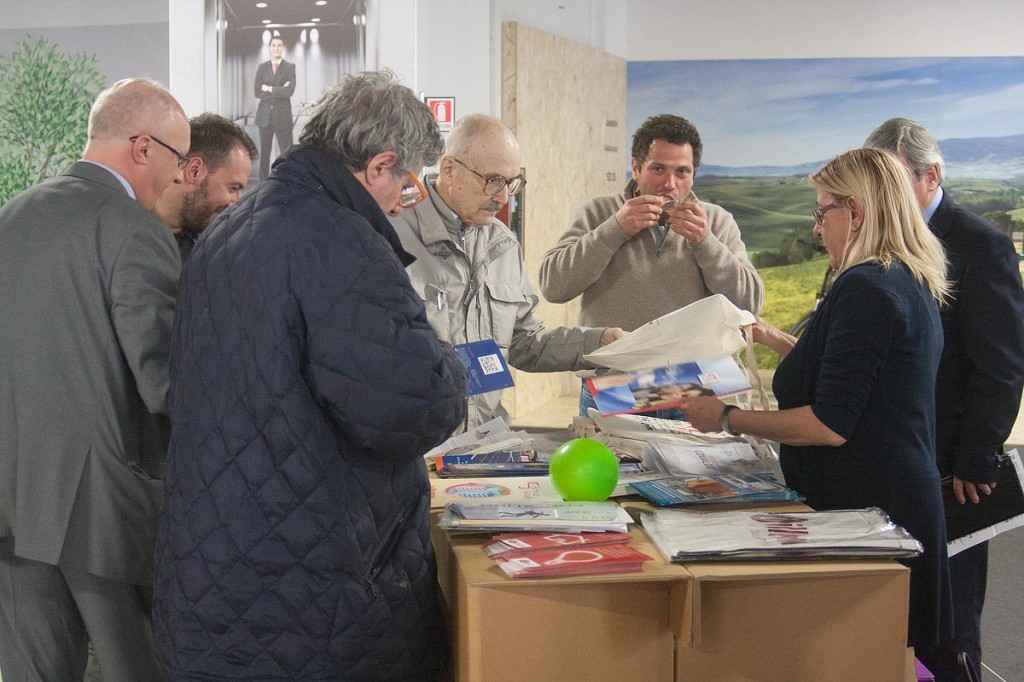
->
<box><xmin>755</xmin><ymin>256</ymin><xmax>831</xmax><ymax>369</ymax></box>
<box><xmin>696</xmin><ymin>176</ymin><xmax>816</xmax><ymax>255</ymax></box>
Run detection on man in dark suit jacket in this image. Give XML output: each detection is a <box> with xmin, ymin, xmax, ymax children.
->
<box><xmin>0</xmin><ymin>78</ymin><xmax>188</xmax><ymax>682</ymax></box>
<box><xmin>868</xmin><ymin>118</ymin><xmax>1024</xmax><ymax>682</ymax></box>
<box><xmin>254</xmin><ymin>36</ymin><xmax>296</xmax><ymax>179</ymax></box>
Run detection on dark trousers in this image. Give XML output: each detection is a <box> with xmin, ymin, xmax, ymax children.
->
<box><xmin>951</xmin><ymin>541</ymin><xmax>988</xmax><ymax>680</ymax></box>
<box><xmin>0</xmin><ymin>539</ymin><xmax>164</xmax><ymax>682</ymax></box>
<box><xmin>917</xmin><ymin>541</ymin><xmax>988</xmax><ymax>682</ymax></box>
<box><xmin>259</xmin><ymin>122</ymin><xmax>293</xmax><ymax>179</ymax></box>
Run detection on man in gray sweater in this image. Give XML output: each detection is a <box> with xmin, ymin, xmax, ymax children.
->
<box><xmin>539</xmin><ymin>114</ymin><xmax>764</xmax><ymax>332</ymax></box>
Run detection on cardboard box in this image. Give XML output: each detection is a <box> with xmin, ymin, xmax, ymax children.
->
<box><xmin>432</xmin><ymin>509</ymin><xmax>911</xmax><ymax>682</ymax></box>
<box><xmin>675</xmin><ymin>560</ymin><xmax>909</xmax><ymax>681</ymax></box>
<box><xmin>433</xmin><ymin>524</ymin><xmax>682</xmax><ymax>682</ymax></box>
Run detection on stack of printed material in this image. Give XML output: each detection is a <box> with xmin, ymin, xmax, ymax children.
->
<box><xmin>484</xmin><ymin>531</ymin><xmax>633</xmax><ymax>557</ymax></box>
<box><xmin>589</xmin><ymin>410</ymin><xmax>742</xmax><ymax>444</ymax></box>
<box><xmin>642</xmin><ymin>507</ymin><xmax>923</xmax><ymax>562</ymax></box>
<box><xmin>483</xmin><ymin>531</ymin><xmax>652</xmax><ymax>578</ymax></box>
<box><xmin>438</xmin><ymin>501</ymin><xmax>634</xmax><ymax>534</ymax></box>
<box><xmin>436</xmin><ymin>445</ymin><xmax>546</xmax><ymax>478</ymax></box>
<box><xmin>629</xmin><ymin>472</ymin><xmax>802</xmax><ymax>507</ymax></box>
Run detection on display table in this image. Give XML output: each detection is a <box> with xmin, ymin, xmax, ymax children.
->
<box><xmin>432</xmin><ymin>503</ymin><xmax>914</xmax><ymax>682</ymax></box>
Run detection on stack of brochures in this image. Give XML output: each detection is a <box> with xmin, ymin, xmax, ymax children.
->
<box><xmin>484</xmin><ymin>532</ymin><xmax>651</xmax><ymax>578</ymax></box>
<box><xmin>642</xmin><ymin>507</ymin><xmax>923</xmax><ymax>562</ymax></box>
<box><xmin>438</xmin><ymin>501</ymin><xmax>634</xmax><ymax>534</ymax></box>
<box><xmin>436</xmin><ymin>446</ymin><xmax>544</xmax><ymax>478</ymax></box>
<box><xmin>489</xmin><ymin>541</ymin><xmax>653</xmax><ymax>578</ymax></box>
<box><xmin>484</xmin><ymin>531</ymin><xmax>633</xmax><ymax>557</ymax></box>
<box><xmin>629</xmin><ymin>473</ymin><xmax>802</xmax><ymax>507</ymax></box>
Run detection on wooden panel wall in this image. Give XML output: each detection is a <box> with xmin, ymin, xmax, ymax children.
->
<box><xmin>501</xmin><ymin>21</ymin><xmax>626</xmax><ymax>420</ymax></box>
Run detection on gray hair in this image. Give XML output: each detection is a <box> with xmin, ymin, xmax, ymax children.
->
<box><xmin>88</xmin><ymin>78</ymin><xmax>184</xmax><ymax>140</ymax></box>
<box><xmin>299</xmin><ymin>70</ymin><xmax>442</xmax><ymax>174</ymax></box>
<box><xmin>864</xmin><ymin>117</ymin><xmax>945</xmax><ymax>184</ymax></box>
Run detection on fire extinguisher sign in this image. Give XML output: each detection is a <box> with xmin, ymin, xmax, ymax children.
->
<box><xmin>424</xmin><ymin>96</ymin><xmax>455</xmax><ymax>131</ymax></box>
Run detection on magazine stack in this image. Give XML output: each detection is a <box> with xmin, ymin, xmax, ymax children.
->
<box><xmin>642</xmin><ymin>507</ymin><xmax>923</xmax><ymax>562</ymax></box>
<box><xmin>438</xmin><ymin>500</ymin><xmax>634</xmax><ymax>534</ymax></box>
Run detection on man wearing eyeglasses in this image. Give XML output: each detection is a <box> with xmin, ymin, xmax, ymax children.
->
<box><xmin>391</xmin><ymin>113</ymin><xmax>622</xmax><ymax>430</ymax></box>
<box><xmin>0</xmin><ymin>78</ymin><xmax>186</xmax><ymax>682</ymax></box>
<box><xmin>154</xmin><ymin>113</ymin><xmax>258</xmax><ymax>260</ymax></box>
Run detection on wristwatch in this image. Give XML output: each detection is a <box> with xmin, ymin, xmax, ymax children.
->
<box><xmin>720</xmin><ymin>405</ymin><xmax>740</xmax><ymax>435</ymax></box>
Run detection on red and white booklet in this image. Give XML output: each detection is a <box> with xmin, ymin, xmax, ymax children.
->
<box><xmin>494</xmin><ymin>542</ymin><xmax>653</xmax><ymax>578</ymax></box>
<box><xmin>484</xmin><ymin>531</ymin><xmax>632</xmax><ymax>558</ymax></box>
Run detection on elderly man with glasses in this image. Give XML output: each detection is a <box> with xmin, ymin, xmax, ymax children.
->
<box><xmin>391</xmin><ymin>113</ymin><xmax>622</xmax><ymax>430</ymax></box>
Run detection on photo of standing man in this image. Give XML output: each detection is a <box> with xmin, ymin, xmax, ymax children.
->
<box><xmin>254</xmin><ymin>36</ymin><xmax>295</xmax><ymax>179</ymax></box>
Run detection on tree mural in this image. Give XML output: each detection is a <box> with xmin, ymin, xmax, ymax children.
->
<box><xmin>0</xmin><ymin>37</ymin><xmax>106</xmax><ymax>205</ymax></box>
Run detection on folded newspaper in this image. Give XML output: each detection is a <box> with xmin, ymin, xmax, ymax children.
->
<box><xmin>438</xmin><ymin>501</ymin><xmax>634</xmax><ymax>534</ymax></box>
<box><xmin>642</xmin><ymin>507</ymin><xmax>922</xmax><ymax>562</ymax></box>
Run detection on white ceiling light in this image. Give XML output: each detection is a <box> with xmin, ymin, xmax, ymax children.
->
<box><xmin>256</xmin><ymin>2</ymin><xmax>268</xmax><ymax>7</ymax></box>
<box><xmin>311</xmin><ymin>17</ymin><xmax>320</xmax><ymax>22</ymax></box>
<box><xmin>261</xmin><ymin>19</ymin><xmax>271</xmax><ymax>24</ymax></box>
<box><xmin>315</xmin><ymin>0</ymin><xmax>327</xmax><ymax>5</ymax></box>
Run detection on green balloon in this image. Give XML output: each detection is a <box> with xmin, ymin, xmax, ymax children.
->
<box><xmin>548</xmin><ymin>438</ymin><xmax>619</xmax><ymax>502</ymax></box>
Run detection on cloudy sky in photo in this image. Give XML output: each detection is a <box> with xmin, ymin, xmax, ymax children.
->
<box><xmin>628</xmin><ymin>57</ymin><xmax>1024</xmax><ymax>167</ymax></box>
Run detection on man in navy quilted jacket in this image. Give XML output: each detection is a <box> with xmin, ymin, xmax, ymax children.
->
<box><xmin>152</xmin><ymin>71</ymin><xmax>467</xmax><ymax>681</ymax></box>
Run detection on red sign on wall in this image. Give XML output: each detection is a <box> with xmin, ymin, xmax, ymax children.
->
<box><xmin>425</xmin><ymin>96</ymin><xmax>455</xmax><ymax>130</ymax></box>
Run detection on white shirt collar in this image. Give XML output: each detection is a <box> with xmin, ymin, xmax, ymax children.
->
<box><xmin>922</xmin><ymin>185</ymin><xmax>943</xmax><ymax>225</ymax></box>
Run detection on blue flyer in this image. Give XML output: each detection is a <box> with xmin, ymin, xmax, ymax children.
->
<box><xmin>454</xmin><ymin>339</ymin><xmax>515</xmax><ymax>396</ymax></box>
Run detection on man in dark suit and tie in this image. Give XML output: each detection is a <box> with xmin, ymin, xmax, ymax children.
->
<box><xmin>254</xmin><ymin>36</ymin><xmax>296</xmax><ymax>179</ymax></box>
<box><xmin>0</xmin><ymin>78</ymin><xmax>187</xmax><ymax>682</ymax></box>
<box><xmin>868</xmin><ymin>118</ymin><xmax>1024</xmax><ymax>682</ymax></box>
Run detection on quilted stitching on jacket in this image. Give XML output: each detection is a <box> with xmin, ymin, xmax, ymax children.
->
<box><xmin>153</xmin><ymin>146</ymin><xmax>466</xmax><ymax>681</ymax></box>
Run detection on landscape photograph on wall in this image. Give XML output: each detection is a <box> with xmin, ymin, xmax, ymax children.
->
<box><xmin>629</xmin><ymin>56</ymin><xmax>1024</xmax><ymax>364</ymax></box>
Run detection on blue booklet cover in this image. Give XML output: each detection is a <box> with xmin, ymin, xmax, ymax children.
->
<box><xmin>454</xmin><ymin>339</ymin><xmax>515</xmax><ymax>396</ymax></box>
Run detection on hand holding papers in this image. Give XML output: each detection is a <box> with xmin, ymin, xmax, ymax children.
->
<box><xmin>585</xmin><ymin>356</ymin><xmax>750</xmax><ymax>416</ymax></box>
<box><xmin>454</xmin><ymin>339</ymin><xmax>514</xmax><ymax>395</ymax></box>
<box><xmin>583</xmin><ymin>294</ymin><xmax>755</xmax><ymax>372</ymax></box>
<box><xmin>945</xmin><ymin>449</ymin><xmax>1024</xmax><ymax>557</ymax></box>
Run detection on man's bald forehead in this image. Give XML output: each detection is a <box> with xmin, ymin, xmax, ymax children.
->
<box><xmin>445</xmin><ymin>114</ymin><xmax>518</xmax><ymax>157</ymax></box>
<box><xmin>88</xmin><ymin>78</ymin><xmax>186</xmax><ymax>140</ymax></box>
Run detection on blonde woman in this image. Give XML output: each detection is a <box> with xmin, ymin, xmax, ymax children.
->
<box><xmin>684</xmin><ymin>148</ymin><xmax>953</xmax><ymax>661</ymax></box>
